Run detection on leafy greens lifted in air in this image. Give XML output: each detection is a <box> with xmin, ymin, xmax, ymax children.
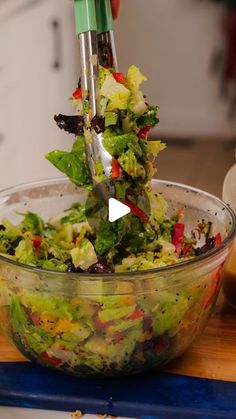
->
<box><xmin>46</xmin><ymin>65</ymin><xmax>164</xmax><ymax>188</ymax></box>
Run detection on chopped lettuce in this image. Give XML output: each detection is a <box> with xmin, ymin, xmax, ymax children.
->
<box><xmin>45</xmin><ymin>136</ymin><xmax>92</xmax><ymax>190</ymax></box>
<box><xmin>147</xmin><ymin>140</ymin><xmax>166</xmax><ymax>158</ymax></box>
<box><xmin>95</xmin><ymin>219</ymin><xmax>118</xmax><ymax>255</ymax></box>
<box><xmin>100</xmin><ymin>75</ymin><xmax>130</xmax><ymax>110</ymax></box>
<box><xmin>126</xmin><ymin>65</ymin><xmax>147</xmax><ymax>93</ymax></box>
<box><xmin>152</xmin><ymin>292</ymin><xmax>190</xmax><ymax>335</ymax></box>
<box><xmin>147</xmin><ymin>192</ymin><xmax>169</xmax><ymax>225</ymax></box>
<box><xmin>0</xmin><ymin>227</ymin><xmax>22</xmax><ymax>254</ymax></box>
<box><xmin>60</xmin><ymin>205</ymin><xmax>86</xmax><ymax>225</ymax></box>
<box><xmin>103</xmin><ymin>131</ymin><xmax>139</xmax><ymax>156</ymax></box>
<box><xmin>118</xmin><ymin>150</ymin><xmax>146</xmax><ymax>179</ymax></box>
<box><xmin>41</xmin><ymin>259</ymin><xmax>68</xmax><ymax>272</ymax></box>
<box><xmin>137</xmin><ymin>105</ymin><xmax>159</xmax><ymax>128</ymax></box>
<box><xmin>104</xmin><ymin>111</ymin><xmax>118</xmax><ymax>128</ymax></box>
<box><xmin>98</xmin><ymin>304</ymin><xmax>136</xmax><ymax>322</ymax></box>
<box><xmin>20</xmin><ymin>212</ymin><xmax>44</xmax><ymax>235</ymax></box>
<box><xmin>21</xmin><ymin>293</ymin><xmax>72</xmax><ymax>320</ymax></box>
<box><xmin>70</xmin><ymin>238</ymin><xmax>97</xmax><ymax>270</ymax></box>
<box><xmin>15</xmin><ymin>238</ymin><xmax>37</xmax><ymax>266</ymax></box>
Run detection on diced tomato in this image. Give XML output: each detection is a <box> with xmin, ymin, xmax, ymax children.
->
<box><xmin>215</xmin><ymin>233</ymin><xmax>222</xmax><ymax>246</ymax></box>
<box><xmin>40</xmin><ymin>352</ymin><xmax>62</xmax><ymax>366</ymax></box>
<box><xmin>137</xmin><ymin>126</ymin><xmax>151</xmax><ymax>139</ymax></box>
<box><xmin>32</xmin><ymin>235</ymin><xmax>42</xmax><ymax>248</ymax></box>
<box><xmin>112</xmin><ymin>72</ymin><xmax>126</xmax><ymax>84</ymax></box>
<box><xmin>124</xmin><ymin>198</ymin><xmax>149</xmax><ymax>223</ymax></box>
<box><xmin>172</xmin><ymin>223</ymin><xmax>185</xmax><ymax>254</ymax></box>
<box><xmin>129</xmin><ymin>309</ymin><xmax>145</xmax><ymax>319</ymax></box>
<box><xmin>182</xmin><ymin>243</ymin><xmax>192</xmax><ymax>256</ymax></box>
<box><xmin>72</xmin><ymin>87</ymin><xmax>82</xmax><ymax>100</ymax></box>
<box><xmin>112</xmin><ymin>158</ymin><xmax>120</xmax><ymax>179</ymax></box>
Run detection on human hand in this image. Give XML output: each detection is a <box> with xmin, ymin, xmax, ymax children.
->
<box><xmin>111</xmin><ymin>0</ymin><xmax>121</xmax><ymax>19</ymax></box>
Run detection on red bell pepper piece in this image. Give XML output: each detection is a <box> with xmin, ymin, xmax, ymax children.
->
<box><xmin>138</xmin><ymin>126</ymin><xmax>151</xmax><ymax>139</ymax></box>
<box><xmin>72</xmin><ymin>87</ymin><xmax>82</xmax><ymax>100</ymax></box>
<box><xmin>32</xmin><ymin>235</ymin><xmax>42</xmax><ymax>248</ymax></box>
<box><xmin>182</xmin><ymin>243</ymin><xmax>192</xmax><ymax>256</ymax></box>
<box><xmin>172</xmin><ymin>223</ymin><xmax>185</xmax><ymax>254</ymax></box>
<box><xmin>112</xmin><ymin>72</ymin><xmax>126</xmax><ymax>84</ymax></box>
<box><xmin>112</xmin><ymin>158</ymin><xmax>120</xmax><ymax>179</ymax></box>
<box><xmin>129</xmin><ymin>309</ymin><xmax>145</xmax><ymax>319</ymax></box>
<box><xmin>40</xmin><ymin>352</ymin><xmax>62</xmax><ymax>366</ymax></box>
<box><xmin>124</xmin><ymin>198</ymin><xmax>149</xmax><ymax>223</ymax></box>
<box><xmin>215</xmin><ymin>233</ymin><xmax>222</xmax><ymax>246</ymax></box>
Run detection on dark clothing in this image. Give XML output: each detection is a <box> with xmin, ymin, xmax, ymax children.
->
<box><xmin>213</xmin><ymin>0</ymin><xmax>236</xmax><ymax>9</ymax></box>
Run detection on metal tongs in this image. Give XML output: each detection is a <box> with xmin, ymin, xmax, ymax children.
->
<box><xmin>74</xmin><ymin>0</ymin><xmax>118</xmax><ymax>188</ymax></box>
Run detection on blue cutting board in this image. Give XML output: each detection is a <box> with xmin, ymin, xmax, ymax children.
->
<box><xmin>0</xmin><ymin>362</ymin><xmax>236</xmax><ymax>418</ymax></box>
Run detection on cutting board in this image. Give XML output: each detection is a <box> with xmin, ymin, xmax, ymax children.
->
<box><xmin>0</xmin><ymin>292</ymin><xmax>236</xmax><ymax>417</ymax></box>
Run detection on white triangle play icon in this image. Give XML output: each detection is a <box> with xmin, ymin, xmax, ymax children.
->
<box><xmin>108</xmin><ymin>198</ymin><xmax>131</xmax><ymax>222</ymax></box>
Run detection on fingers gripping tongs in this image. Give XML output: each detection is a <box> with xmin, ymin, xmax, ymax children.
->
<box><xmin>74</xmin><ymin>0</ymin><xmax>118</xmax><ymax>186</ymax></box>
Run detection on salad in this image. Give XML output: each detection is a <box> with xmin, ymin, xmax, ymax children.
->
<box><xmin>0</xmin><ymin>66</ymin><xmax>222</xmax><ymax>273</ymax></box>
<box><xmin>0</xmin><ymin>65</ymin><xmax>224</xmax><ymax>376</ymax></box>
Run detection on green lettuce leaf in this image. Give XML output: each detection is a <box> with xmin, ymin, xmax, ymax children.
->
<box><xmin>126</xmin><ymin>65</ymin><xmax>147</xmax><ymax>93</ymax></box>
<box><xmin>45</xmin><ymin>136</ymin><xmax>92</xmax><ymax>190</ymax></box>
<box><xmin>60</xmin><ymin>205</ymin><xmax>86</xmax><ymax>225</ymax></box>
<box><xmin>105</xmin><ymin>111</ymin><xmax>118</xmax><ymax>128</ymax></box>
<box><xmin>100</xmin><ymin>74</ymin><xmax>130</xmax><ymax>110</ymax></box>
<box><xmin>15</xmin><ymin>238</ymin><xmax>37</xmax><ymax>266</ymax></box>
<box><xmin>137</xmin><ymin>105</ymin><xmax>159</xmax><ymax>128</ymax></box>
<box><xmin>41</xmin><ymin>259</ymin><xmax>68</xmax><ymax>272</ymax></box>
<box><xmin>21</xmin><ymin>293</ymin><xmax>72</xmax><ymax>320</ymax></box>
<box><xmin>103</xmin><ymin>130</ymin><xmax>139</xmax><ymax>156</ymax></box>
<box><xmin>22</xmin><ymin>325</ymin><xmax>53</xmax><ymax>354</ymax></box>
<box><xmin>20</xmin><ymin>212</ymin><xmax>44</xmax><ymax>235</ymax></box>
<box><xmin>118</xmin><ymin>150</ymin><xmax>146</xmax><ymax>179</ymax></box>
<box><xmin>95</xmin><ymin>219</ymin><xmax>117</xmax><ymax>255</ymax></box>
<box><xmin>98</xmin><ymin>304</ymin><xmax>136</xmax><ymax>322</ymax></box>
<box><xmin>70</xmin><ymin>238</ymin><xmax>98</xmax><ymax>270</ymax></box>
<box><xmin>147</xmin><ymin>140</ymin><xmax>166</xmax><ymax>158</ymax></box>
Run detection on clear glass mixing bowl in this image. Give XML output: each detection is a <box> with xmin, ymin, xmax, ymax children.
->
<box><xmin>0</xmin><ymin>178</ymin><xmax>235</xmax><ymax>376</ymax></box>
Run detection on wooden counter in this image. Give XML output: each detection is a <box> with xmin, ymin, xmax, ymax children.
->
<box><xmin>0</xmin><ymin>292</ymin><xmax>236</xmax><ymax>382</ymax></box>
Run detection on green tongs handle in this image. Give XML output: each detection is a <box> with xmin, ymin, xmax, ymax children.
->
<box><xmin>74</xmin><ymin>0</ymin><xmax>113</xmax><ymax>35</ymax></box>
<box><xmin>96</xmin><ymin>0</ymin><xmax>113</xmax><ymax>34</ymax></box>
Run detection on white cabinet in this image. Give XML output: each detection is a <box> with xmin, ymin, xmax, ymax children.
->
<box><xmin>0</xmin><ymin>0</ymin><xmax>79</xmax><ymax>189</ymax></box>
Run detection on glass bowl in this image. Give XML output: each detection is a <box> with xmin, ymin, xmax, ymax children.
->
<box><xmin>0</xmin><ymin>178</ymin><xmax>235</xmax><ymax>376</ymax></box>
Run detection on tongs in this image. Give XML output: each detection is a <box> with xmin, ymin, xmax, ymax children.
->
<box><xmin>74</xmin><ymin>0</ymin><xmax>118</xmax><ymax>187</ymax></box>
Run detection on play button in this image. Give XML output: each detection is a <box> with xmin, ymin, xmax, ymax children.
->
<box><xmin>85</xmin><ymin>179</ymin><xmax>151</xmax><ymax>233</ymax></box>
<box><xmin>108</xmin><ymin>198</ymin><xmax>130</xmax><ymax>222</ymax></box>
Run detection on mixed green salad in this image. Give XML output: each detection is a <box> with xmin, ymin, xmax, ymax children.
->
<box><xmin>0</xmin><ymin>66</ymin><xmax>222</xmax><ymax>273</ymax></box>
<box><xmin>0</xmin><ymin>65</ymin><xmax>224</xmax><ymax>376</ymax></box>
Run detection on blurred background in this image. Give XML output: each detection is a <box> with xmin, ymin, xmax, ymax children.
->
<box><xmin>0</xmin><ymin>0</ymin><xmax>235</xmax><ymax>196</ymax></box>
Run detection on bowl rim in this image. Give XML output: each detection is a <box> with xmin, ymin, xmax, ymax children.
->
<box><xmin>0</xmin><ymin>177</ymin><xmax>235</xmax><ymax>278</ymax></box>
